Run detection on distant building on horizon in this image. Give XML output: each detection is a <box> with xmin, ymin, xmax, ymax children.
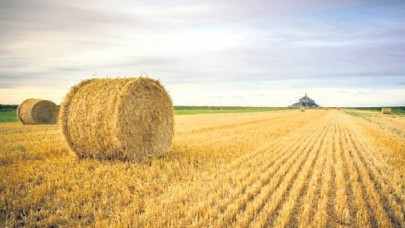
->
<box><xmin>289</xmin><ymin>93</ymin><xmax>319</xmax><ymax>108</ymax></box>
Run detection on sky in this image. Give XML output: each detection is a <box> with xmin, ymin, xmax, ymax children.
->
<box><xmin>1</xmin><ymin>0</ymin><xmax>405</xmax><ymax>107</ymax></box>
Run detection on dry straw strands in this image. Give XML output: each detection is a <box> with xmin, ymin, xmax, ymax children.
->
<box><xmin>381</xmin><ymin>108</ymin><xmax>392</xmax><ymax>114</ymax></box>
<box><xmin>17</xmin><ymin>99</ymin><xmax>58</xmax><ymax>125</ymax></box>
<box><xmin>60</xmin><ymin>77</ymin><xmax>174</xmax><ymax>161</ymax></box>
<box><xmin>300</xmin><ymin>107</ymin><xmax>305</xmax><ymax>112</ymax></box>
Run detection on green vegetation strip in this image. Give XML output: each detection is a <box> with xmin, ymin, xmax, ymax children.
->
<box><xmin>0</xmin><ymin>107</ymin><xmax>286</xmax><ymax>123</ymax></box>
<box><xmin>0</xmin><ymin>111</ymin><xmax>17</xmax><ymax>123</ymax></box>
<box><xmin>2</xmin><ymin>105</ymin><xmax>404</xmax><ymax>123</ymax></box>
<box><xmin>345</xmin><ymin>107</ymin><xmax>405</xmax><ymax>116</ymax></box>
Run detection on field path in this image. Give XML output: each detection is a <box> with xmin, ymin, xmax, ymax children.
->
<box><xmin>122</xmin><ymin>111</ymin><xmax>404</xmax><ymax>227</ymax></box>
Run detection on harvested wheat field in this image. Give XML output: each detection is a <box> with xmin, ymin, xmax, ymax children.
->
<box><xmin>0</xmin><ymin>109</ymin><xmax>404</xmax><ymax>227</ymax></box>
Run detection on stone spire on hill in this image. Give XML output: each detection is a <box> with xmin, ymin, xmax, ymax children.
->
<box><xmin>289</xmin><ymin>93</ymin><xmax>319</xmax><ymax>108</ymax></box>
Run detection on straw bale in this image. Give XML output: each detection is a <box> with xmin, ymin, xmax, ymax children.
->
<box><xmin>17</xmin><ymin>99</ymin><xmax>58</xmax><ymax>125</ymax></box>
<box><xmin>381</xmin><ymin>108</ymin><xmax>391</xmax><ymax>114</ymax></box>
<box><xmin>59</xmin><ymin>78</ymin><xmax>174</xmax><ymax>161</ymax></box>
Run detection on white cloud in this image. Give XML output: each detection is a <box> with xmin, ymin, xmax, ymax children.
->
<box><xmin>1</xmin><ymin>0</ymin><xmax>405</xmax><ymax>106</ymax></box>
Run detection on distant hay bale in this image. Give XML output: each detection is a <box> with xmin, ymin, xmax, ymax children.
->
<box><xmin>59</xmin><ymin>77</ymin><xmax>174</xmax><ymax>161</ymax></box>
<box><xmin>381</xmin><ymin>108</ymin><xmax>392</xmax><ymax>114</ymax></box>
<box><xmin>337</xmin><ymin>107</ymin><xmax>341</xmax><ymax>110</ymax></box>
<box><xmin>300</xmin><ymin>107</ymin><xmax>305</xmax><ymax>112</ymax></box>
<box><xmin>17</xmin><ymin>99</ymin><xmax>58</xmax><ymax>125</ymax></box>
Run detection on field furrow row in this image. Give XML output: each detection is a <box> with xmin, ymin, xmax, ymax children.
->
<box><xmin>341</xmin><ymin>116</ymin><xmax>404</xmax><ymax>227</ymax></box>
<box><xmin>132</xmin><ymin>113</ymin><xmax>330</xmax><ymax>227</ymax></box>
<box><xmin>1</xmin><ymin>110</ymin><xmax>404</xmax><ymax>227</ymax></box>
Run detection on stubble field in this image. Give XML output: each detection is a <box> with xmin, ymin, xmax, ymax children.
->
<box><xmin>0</xmin><ymin>109</ymin><xmax>404</xmax><ymax>227</ymax></box>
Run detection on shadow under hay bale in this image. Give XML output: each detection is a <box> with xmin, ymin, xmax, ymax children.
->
<box><xmin>17</xmin><ymin>99</ymin><xmax>58</xmax><ymax>125</ymax></box>
<box><xmin>59</xmin><ymin>77</ymin><xmax>174</xmax><ymax>162</ymax></box>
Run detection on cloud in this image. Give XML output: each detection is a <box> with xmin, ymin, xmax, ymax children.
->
<box><xmin>0</xmin><ymin>0</ymin><xmax>405</xmax><ymax>105</ymax></box>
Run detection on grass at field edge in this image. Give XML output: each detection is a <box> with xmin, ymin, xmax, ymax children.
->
<box><xmin>0</xmin><ymin>108</ymin><xmax>284</xmax><ymax>123</ymax></box>
<box><xmin>0</xmin><ymin>111</ymin><xmax>17</xmax><ymax>123</ymax></box>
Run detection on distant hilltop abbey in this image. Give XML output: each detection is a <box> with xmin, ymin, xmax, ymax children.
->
<box><xmin>289</xmin><ymin>93</ymin><xmax>319</xmax><ymax>108</ymax></box>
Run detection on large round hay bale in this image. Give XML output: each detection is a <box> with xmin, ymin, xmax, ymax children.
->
<box><xmin>17</xmin><ymin>99</ymin><xmax>58</xmax><ymax>125</ymax></box>
<box><xmin>60</xmin><ymin>77</ymin><xmax>174</xmax><ymax>161</ymax></box>
<box><xmin>381</xmin><ymin>108</ymin><xmax>391</xmax><ymax>114</ymax></box>
<box><xmin>300</xmin><ymin>107</ymin><xmax>305</xmax><ymax>112</ymax></box>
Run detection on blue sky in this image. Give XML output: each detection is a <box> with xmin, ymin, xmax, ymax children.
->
<box><xmin>0</xmin><ymin>0</ymin><xmax>404</xmax><ymax>106</ymax></box>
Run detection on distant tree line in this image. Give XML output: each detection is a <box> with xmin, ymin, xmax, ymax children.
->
<box><xmin>0</xmin><ymin>105</ymin><xmax>17</xmax><ymax>112</ymax></box>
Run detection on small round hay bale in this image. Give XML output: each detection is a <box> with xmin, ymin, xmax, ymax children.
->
<box><xmin>381</xmin><ymin>108</ymin><xmax>391</xmax><ymax>114</ymax></box>
<box><xmin>337</xmin><ymin>107</ymin><xmax>341</xmax><ymax>110</ymax></box>
<box><xmin>60</xmin><ymin>77</ymin><xmax>174</xmax><ymax>161</ymax></box>
<box><xmin>17</xmin><ymin>99</ymin><xmax>58</xmax><ymax>125</ymax></box>
<box><xmin>300</xmin><ymin>107</ymin><xmax>305</xmax><ymax>112</ymax></box>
